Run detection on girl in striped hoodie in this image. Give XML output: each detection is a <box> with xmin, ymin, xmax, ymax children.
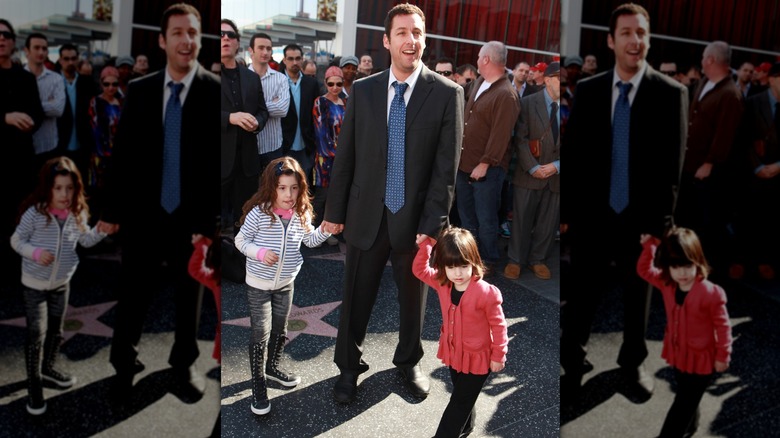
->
<box><xmin>234</xmin><ymin>156</ymin><xmax>331</xmax><ymax>415</ymax></box>
<box><xmin>11</xmin><ymin>156</ymin><xmax>108</xmax><ymax>415</ymax></box>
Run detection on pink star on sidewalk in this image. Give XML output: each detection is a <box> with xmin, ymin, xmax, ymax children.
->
<box><xmin>223</xmin><ymin>301</ymin><xmax>341</xmax><ymax>342</ymax></box>
<box><xmin>0</xmin><ymin>301</ymin><xmax>116</xmax><ymax>342</ymax></box>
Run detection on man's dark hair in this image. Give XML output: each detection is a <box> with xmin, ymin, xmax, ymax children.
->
<box><xmin>435</xmin><ymin>57</ymin><xmax>455</xmax><ymax>70</ymax></box>
<box><xmin>59</xmin><ymin>43</ymin><xmax>78</xmax><ymax>57</ymax></box>
<box><xmin>221</xmin><ymin>18</ymin><xmax>239</xmax><ymax>38</ymax></box>
<box><xmin>384</xmin><ymin>3</ymin><xmax>425</xmax><ymax>39</ymax></box>
<box><xmin>25</xmin><ymin>32</ymin><xmax>47</xmax><ymax>49</ymax></box>
<box><xmin>0</xmin><ymin>19</ymin><xmax>16</xmax><ymax>39</ymax></box>
<box><xmin>249</xmin><ymin>32</ymin><xmax>272</xmax><ymax>50</ymax></box>
<box><xmin>283</xmin><ymin>44</ymin><xmax>303</xmax><ymax>58</ymax></box>
<box><xmin>161</xmin><ymin>3</ymin><xmax>201</xmax><ymax>37</ymax></box>
<box><xmin>457</xmin><ymin>63</ymin><xmax>477</xmax><ymax>76</ymax></box>
<box><xmin>609</xmin><ymin>3</ymin><xmax>650</xmax><ymax>37</ymax></box>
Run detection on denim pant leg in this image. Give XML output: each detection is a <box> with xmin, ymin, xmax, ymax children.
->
<box><xmin>246</xmin><ymin>283</ymin><xmax>294</xmax><ymax>344</ymax></box>
<box><xmin>270</xmin><ymin>284</ymin><xmax>294</xmax><ymax>337</ymax></box>
<box><xmin>23</xmin><ymin>284</ymin><xmax>69</xmax><ymax>344</ymax></box>
<box><xmin>456</xmin><ymin>171</ymin><xmax>478</xmax><ymax>238</ymax></box>
<box><xmin>471</xmin><ymin>167</ymin><xmax>505</xmax><ymax>262</ymax></box>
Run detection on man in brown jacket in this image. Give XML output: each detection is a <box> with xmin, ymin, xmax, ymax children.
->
<box><xmin>675</xmin><ymin>40</ymin><xmax>743</xmax><ymax>275</ymax></box>
<box><xmin>456</xmin><ymin>40</ymin><xmax>520</xmax><ymax>266</ymax></box>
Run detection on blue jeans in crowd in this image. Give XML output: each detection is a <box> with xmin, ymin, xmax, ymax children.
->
<box><xmin>455</xmin><ymin>167</ymin><xmax>506</xmax><ymax>263</ymax></box>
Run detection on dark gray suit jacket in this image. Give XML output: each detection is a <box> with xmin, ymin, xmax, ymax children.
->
<box><xmin>324</xmin><ymin>66</ymin><xmax>464</xmax><ymax>251</ymax></box>
<box><xmin>104</xmin><ymin>64</ymin><xmax>221</xmax><ymax>236</ymax></box>
<box><xmin>564</xmin><ymin>66</ymin><xmax>688</xmax><ymax>238</ymax></box>
<box><xmin>514</xmin><ymin>89</ymin><xmax>560</xmax><ymax>193</ymax></box>
<box><xmin>220</xmin><ymin>64</ymin><xmax>268</xmax><ymax>180</ymax></box>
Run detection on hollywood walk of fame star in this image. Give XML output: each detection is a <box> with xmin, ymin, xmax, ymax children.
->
<box><xmin>223</xmin><ymin>301</ymin><xmax>341</xmax><ymax>342</ymax></box>
<box><xmin>0</xmin><ymin>301</ymin><xmax>116</xmax><ymax>342</ymax></box>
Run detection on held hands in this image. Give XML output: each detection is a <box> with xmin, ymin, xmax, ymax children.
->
<box><xmin>263</xmin><ymin>250</ymin><xmax>279</xmax><ymax>266</ymax></box>
<box><xmin>37</xmin><ymin>250</ymin><xmax>54</xmax><ymax>266</ymax></box>
<box><xmin>5</xmin><ymin>112</ymin><xmax>35</xmax><ymax>132</ymax></box>
<box><xmin>96</xmin><ymin>220</ymin><xmax>119</xmax><ymax>235</ymax></box>
<box><xmin>757</xmin><ymin>163</ymin><xmax>780</xmax><ymax>179</ymax></box>
<box><xmin>229</xmin><ymin>112</ymin><xmax>259</xmax><ymax>132</ymax></box>
<box><xmin>490</xmin><ymin>360</ymin><xmax>505</xmax><ymax>373</ymax></box>
<box><xmin>320</xmin><ymin>220</ymin><xmax>344</xmax><ymax>235</ymax></box>
<box><xmin>694</xmin><ymin>162</ymin><xmax>713</xmax><ymax>180</ymax></box>
<box><xmin>415</xmin><ymin>234</ymin><xmax>433</xmax><ymax>245</ymax></box>
<box><xmin>714</xmin><ymin>360</ymin><xmax>728</xmax><ymax>373</ymax></box>
<box><xmin>192</xmin><ymin>233</ymin><xmax>204</xmax><ymax>245</ymax></box>
<box><xmin>639</xmin><ymin>233</ymin><xmax>652</xmax><ymax>245</ymax></box>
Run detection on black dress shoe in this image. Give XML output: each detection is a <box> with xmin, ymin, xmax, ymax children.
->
<box><xmin>399</xmin><ymin>365</ymin><xmax>430</xmax><ymax>398</ymax></box>
<box><xmin>622</xmin><ymin>364</ymin><xmax>654</xmax><ymax>397</ymax></box>
<box><xmin>175</xmin><ymin>365</ymin><xmax>207</xmax><ymax>395</ymax></box>
<box><xmin>333</xmin><ymin>372</ymin><xmax>358</xmax><ymax>403</ymax></box>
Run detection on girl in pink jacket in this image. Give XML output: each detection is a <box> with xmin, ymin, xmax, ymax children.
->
<box><xmin>638</xmin><ymin>227</ymin><xmax>732</xmax><ymax>438</ymax></box>
<box><xmin>413</xmin><ymin>227</ymin><xmax>508</xmax><ymax>438</ymax></box>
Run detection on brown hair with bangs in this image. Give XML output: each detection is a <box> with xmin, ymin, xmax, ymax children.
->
<box><xmin>653</xmin><ymin>226</ymin><xmax>711</xmax><ymax>284</ymax></box>
<box><xmin>238</xmin><ymin>156</ymin><xmax>313</xmax><ymax>230</ymax></box>
<box><xmin>431</xmin><ymin>227</ymin><xmax>485</xmax><ymax>286</ymax></box>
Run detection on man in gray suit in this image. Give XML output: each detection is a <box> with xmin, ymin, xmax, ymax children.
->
<box><xmin>504</xmin><ymin>62</ymin><xmax>561</xmax><ymax>281</ymax></box>
<box><xmin>322</xmin><ymin>2</ymin><xmax>463</xmax><ymax>403</ymax></box>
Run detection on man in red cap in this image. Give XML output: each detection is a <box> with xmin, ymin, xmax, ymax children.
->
<box><xmin>531</xmin><ymin>62</ymin><xmax>547</xmax><ymax>86</ymax></box>
<box><xmin>749</xmin><ymin>61</ymin><xmax>772</xmax><ymax>97</ymax></box>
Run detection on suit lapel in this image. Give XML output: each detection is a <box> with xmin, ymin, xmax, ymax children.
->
<box><xmin>405</xmin><ymin>67</ymin><xmax>434</xmax><ymax>130</ymax></box>
<box><xmin>371</xmin><ymin>71</ymin><xmax>391</xmax><ymax>161</ymax></box>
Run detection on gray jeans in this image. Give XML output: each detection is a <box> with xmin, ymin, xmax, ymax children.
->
<box><xmin>246</xmin><ymin>283</ymin><xmax>294</xmax><ymax>344</ymax></box>
<box><xmin>23</xmin><ymin>284</ymin><xmax>69</xmax><ymax>343</ymax></box>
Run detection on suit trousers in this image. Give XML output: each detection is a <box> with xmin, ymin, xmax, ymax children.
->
<box><xmin>560</xmin><ymin>209</ymin><xmax>651</xmax><ymax>375</ymax></box>
<box><xmin>507</xmin><ymin>185</ymin><xmax>559</xmax><ymax>266</ymax></box>
<box><xmin>110</xmin><ymin>209</ymin><xmax>202</xmax><ymax>374</ymax></box>
<box><xmin>434</xmin><ymin>367</ymin><xmax>489</xmax><ymax>438</ymax></box>
<box><xmin>333</xmin><ymin>209</ymin><xmax>426</xmax><ymax>373</ymax></box>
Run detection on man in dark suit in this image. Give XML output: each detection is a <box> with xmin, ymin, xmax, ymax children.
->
<box><xmin>57</xmin><ymin>43</ymin><xmax>97</xmax><ymax>179</ymax></box>
<box><xmin>98</xmin><ymin>3</ymin><xmax>221</xmax><ymax>400</ymax></box>
<box><xmin>280</xmin><ymin>43</ymin><xmax>319</xmax><ymax>181</ymax></box>
<box><xmin>220</xmin><ymin>18</ymin><xmax>268</xmax><ymax>233</ymax></box>
<box><xmin>560</xmin><ymin>3</ymin><xmax>688</xmax><ymax>399</ymax></box>
<box><xmin>322</xmin><ymin>3</ymin><xmax>463</xmax><ymax>403</ymax></box>
<box><xmin>0</xmin><ymin>18</ymin><xmax>44</xmax><ymax>272</ymax></box>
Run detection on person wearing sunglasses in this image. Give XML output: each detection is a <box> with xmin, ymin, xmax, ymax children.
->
<box><xmin>311</xmin><ymin>66</ymin><xmax>346</xmax><ymax>247</ymax></box>
<box><xmin>434</xmin><ymin>57</ymin><xmax>458</xmax><ymax>83</ymax></box>
<box><xmin>86</xmin><ymin>65</ymin><xmax>122</xmax><ymax>214</ymax></box>
<box><xmin>220</xmin><ymin>19</ymin><xmax>269</xmax><ymax>236</ymax></box>
<box><xmin>0</xmin><ymin>18</ymin><xmax>44</xmax><ymax>274</ymax></box>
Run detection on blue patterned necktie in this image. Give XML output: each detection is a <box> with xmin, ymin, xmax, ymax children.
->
<box><xmin>161</xmin><ymin>81</ymin><xmax>183</xmax><ymax>214</ymax></box>
<box><xmin>610</xmin><ymin>82</ymin><xmax>632</xmax><ymax>213</ymax></box>
<box><xmin>386</xmin><ymin>81</ymin><xmax>408</xmax><ymax>213</ymax></box>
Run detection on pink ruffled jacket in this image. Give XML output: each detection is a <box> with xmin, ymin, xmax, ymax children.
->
<box><xmin>413</xmin><ymin>238</ymin><xmax>508</xmax><ymax>374</ymax></box>
<box><xmin>637</xmin><ymin>238</ymin><xmax>732</xmax><ymax>375</ymax></box>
